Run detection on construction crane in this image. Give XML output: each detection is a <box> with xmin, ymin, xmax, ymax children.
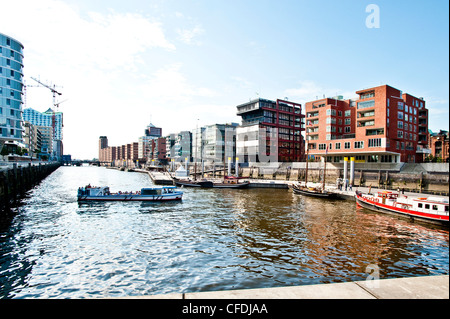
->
<box><xmin>29</xmin><ymin>77</ymin><xmax>64</xmax><ymax>160</ymax></box>
<box><xmin>30</xmin><ymin>77</ymin><xmax>62</xmax><ymax>107</ymax></box>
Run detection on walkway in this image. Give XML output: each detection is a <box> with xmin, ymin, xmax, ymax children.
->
<box><xmin>125</xmin><ymin>275</ymin><xmax>449</xmax><ymax>299</ymax></box>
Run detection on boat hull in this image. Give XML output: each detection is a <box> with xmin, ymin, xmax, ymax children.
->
<box><xmin>174</xmin><ymin>180</ymin><xmax>214</xmax><ymax>188</ymax></box>
<box><xmin>291</xmin><ymin>186</ymin><xmax>337</xmax><ymax>198</ymax></box>
<box><xmin>78</xmin><ymin>194</ymin><xmax>182</xmax><ymax>201</ymax></box>
<box><xmin>355</xmin><ymin>193</ymin><xmax>448</xmax><ymax>226</ymax></box>
<box><xmin>213</xmin><ymin>182</ymin><xmax>250</xmax><ymax>189</ymax></box>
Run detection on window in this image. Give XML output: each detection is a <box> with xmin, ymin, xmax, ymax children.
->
<box><xmin>432</xmin><ymin>205</ymin><xmax>438</xmax><ymax>211</ymax></box>
<box><xmin>319</xmin><ymin>144</ymin><xmax>327</xmax><ymax>150</ymax></box>
<box><xmin>369</xmin><ymin>138</ymin><xmax>382</xmax><ymax>147</ymax></box>
<box><xmin>405</xmin><ymin>114</ymin><xmax>408</xmax><ymax>122</ymax></box>
<box><xmin>335</xmin><ymin>142</ymin><xmax>341</xmax><ymax>150</ymax></box>
<box><xmin>397</xmin><ymin>131</ymin><xmax>403</xmax><ymax>139</ymax></box>
<box><xmin>326</xmin><ymin>109</ymin><xmax>336</xmax><ymax>116</ymax></box>
<box><xmin>354</xmin><ymin>141</ymin><xmax>364</xmax><ymax>149</ymax></box>
<box><xmin>360</xmin><ymin>92</ymin><xmax>375</xmax><ymax>99</ymax></box>
<box><xmin>345</xmin><ymin>110</ymin><xmax>351</xmax><ymax>117</ymax></box>
<box><xmin>398</xmin><ymin>111</ymin><xmax>403</xmax><ymax>120</ymax></box>
<box><xmin>418</xmin><ymin>203</ymin><xmax>423</xmax><ymax>208</ymax></box>
<box><xmin>344</xmin><ymin>126</ymin><xmax>351</xmax><ymax>133</ymax></box>
<box><xmin>425</xmin><ymin>204</ymin><xmax>430</xmax><ymax>209</ymax></box>
<box><xmin>357</xmin><ymin>100</ymin><xmax>375</xmax><ymax>109</ymax></box>
<box><xmin>398</xmin><ymin>121</ymin><xmax>403</xmax><ymax>129</ymax></box>
<box><xmin>344</xmin><ymin>142</ymin><xmax>351</xmax><ymax>149</ymax></box>
<box><xmin>397</xmin><ymin>102</ymin><xmax>403</xmax><ymax>110</ymax></box>
<box><xmin>345</xmin><ymin>118</ymin><xmax>351</xmax><ymax>125</ymax></box>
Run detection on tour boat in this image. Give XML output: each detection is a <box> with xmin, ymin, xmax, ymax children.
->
<box><xmin>77</xmin><ymin>185</ymin><xmax>183</xmax><ymax>201</ymax></box>
<box><xmin>355</xmin><ymin>190</ymin><xmax>449</xmax><ymax>226</ymax></box>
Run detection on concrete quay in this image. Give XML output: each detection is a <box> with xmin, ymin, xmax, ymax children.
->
<box><xmin>125</xmin><ymin>275</ymin><xmax>449</xmax><ymax>299</ymax></box>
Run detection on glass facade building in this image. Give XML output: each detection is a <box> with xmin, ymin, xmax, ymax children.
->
<box><xmin>23</xmin><ymin>108</ymin><xmax>63</xmax><ymax>141</ymax></box>
<box><xmin>0</xmin><ymin>33</ymin><xmax>24</xmax><ymax>143</ymax></box>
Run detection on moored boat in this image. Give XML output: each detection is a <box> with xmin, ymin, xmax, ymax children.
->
<box><xmin>77</xmin><ymin>185</ymin><xmax>183</xmax><ymax>201</ymax></box>
<box><xmin>174</xmin><ymin>179</ymin><xmax>214</xmax><ymax>188</ymax></box>
<box><xmin>212</xmin><ymin>176</ymin><xmax>250</xmax><ymax>189</ymax></box>
<box><xmin>291</xmin><ymin>183</ymin><xmax>338</xmax><ymax>198</ymax></box>
<box><xmin>355</xmin><ymin>190</ymin><xmax>449</xmax><ymax>226</ymax></box>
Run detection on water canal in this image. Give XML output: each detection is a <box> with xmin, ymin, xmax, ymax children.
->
<box><xmin>0</xmin><ymin>166</ymin><xmax>448</xmax><ymax>298</ymax></box>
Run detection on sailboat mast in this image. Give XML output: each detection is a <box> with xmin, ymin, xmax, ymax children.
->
<box><xmin>322</xmin><ymin>147</ymin><xmax>327</xmax><ymax>191</ymax></box>
<box><xmin>305</xmin><ymin>145</ymin><xmax>309</xmax><ymax>186</ymax></box>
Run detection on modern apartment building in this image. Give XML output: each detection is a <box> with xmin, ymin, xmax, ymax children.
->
<box><xmin>98</xmin><ymin>136</ymin><xmax>139</xmax><ymax>166</ymax></box>
<box><xmin>23</xmin><ymin>107</ymin><xmax>63</xmax><ymax>159</ymax></box>
<box><xmin>138</xmin><ymin>123</ymin><xmax>162</xmax><ymax>161</ymax></box>
<box><xmin>192</xmin><ymin>123</ymin><xmax>238</xmax><ymax>164</ymax></box>
<box><xmin>0</xmin><ymin>33</ymin><xmax>25</xmax><ymax>148</ymax></box>
<box><xmin>23</xmin><ymin>121</ymin><xmax>42</xmax><ymax>157</ymax></box>
<box><xmin>305</xmin><ymin>84</ymin><xmax>429</xmax><ymax>163</ymax></box>
<box><xmin>236</xmin><ymin>98</ymin><xmax>305</xmax><ymax>163</ymax></box>
<box><xmin>173</xmin><ymin>130</ymin><xmax>192</xmax><ymax>162</ymax></box>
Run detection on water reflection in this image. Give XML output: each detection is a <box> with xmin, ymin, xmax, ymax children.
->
<box><xmin>0</xmin><ymin>166</ymin><xmax>448</xmax><ymax>298</ymax></box>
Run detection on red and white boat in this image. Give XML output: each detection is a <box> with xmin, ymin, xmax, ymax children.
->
<box><xmin>355</xmin><ymin>190</ymin><xmax>449</xmax><ymax>226</ymax></box>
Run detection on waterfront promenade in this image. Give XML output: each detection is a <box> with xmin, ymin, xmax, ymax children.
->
<box><xmin>125</xmin><ymin>275</ymin><xmax>449</xmax><ymax>299</ymax></box>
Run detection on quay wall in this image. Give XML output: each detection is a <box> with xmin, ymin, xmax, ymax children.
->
<box><xmin>199</xmin><ymin>162</ymin><xmax>449</xmax><ymax>196</ymax></box>
<box><xmin>0</xmin><ymin>163</ymin><xmax>61</xmax><ymax>213</ymax></box>
<box><xmin>104</xmin><ymin>162</ymin><xmax>449</xmax><ymax>195</ymax></box>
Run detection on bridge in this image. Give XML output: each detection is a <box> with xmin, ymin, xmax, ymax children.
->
<box><xmin>61</xmin><ymin>160</ymin><xmax>110</xmax><ymax>166</ymax></box>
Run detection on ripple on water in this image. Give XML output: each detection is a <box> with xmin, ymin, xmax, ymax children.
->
<box><xmin>0</xmin><ymin>166</ymin><xmax>448</xmax><ymax>298</ymax></box>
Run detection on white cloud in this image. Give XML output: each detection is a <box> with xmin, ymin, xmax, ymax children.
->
<box><xmin>0</xmin><ymin>0</ymin><xmax>179</xmax><ymax>159</ymax></box>
<box><xmin>176</xmin><ymin>25</ymin><xmax>205</xmax><ymax>45</ymax></box>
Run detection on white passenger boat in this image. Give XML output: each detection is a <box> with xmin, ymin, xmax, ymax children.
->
<box><xmin>355</xmin><ymin>190</ymin><xmax>449</xmax><ymax>226</ymax></box>
<box><xmin>77</xmin><ymin>185</ymin><xmax>183</xmax><ymax>201</ymax></box>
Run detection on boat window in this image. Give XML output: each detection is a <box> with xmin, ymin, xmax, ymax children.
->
<box><xmin>425</xmin><ymin>204</ymin><xmax>430</xmax><ymax>209</ymax></box>
<box><xmin>445</xmin><ymin>206</ymin><xmax>449</xmax><ymax>212</ymax></box>
<box><xmin>141</xmin><ymin>189</ymin><xmax>158</xmax><ymax>195</ymax></box>
<box><xmin>432</xmin><ymin>205</ymin><xmax>438</xmax><ymax>211</ymax></box>
<box><xmin>418</xmin><ymin>203</ymin><xmax>423</xmax><ymax>208</ymax></box>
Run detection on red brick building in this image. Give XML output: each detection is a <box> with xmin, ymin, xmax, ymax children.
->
<box><xmin>428</xmin><ymin>130</ymin><xmax>449</xmax><ymax>162</ymax></box>
<box><xmin>305</xmin><ymin>85</ymin><xmax>429</xmax><ymax>163</ymax></box>
<box><xmin>98</xmin><ymin>136</ymin><xmax>139</xmax><ymax>166</ymax></box>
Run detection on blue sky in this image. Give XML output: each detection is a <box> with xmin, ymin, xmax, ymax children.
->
<box><xmin>1</xmin><ymin>0</ymin><xmax>448</xmax><ymax>159</ymax></box>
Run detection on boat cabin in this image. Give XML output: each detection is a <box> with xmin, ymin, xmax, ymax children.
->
<box><xmin>140</xmin><ymin>186</ymin><xmax>178</xmax><ymax>195</ymax></box>
<box><xmin>377</xmin><ymin>191</ymin><xmax>398</xmax><ymax>204</ymax></box>
<box><xmin>78</xmin><ymin>186</ymin><xmax>110</xmax><ymax>197</ymax></box>
<box><xmin>408</xmin><ymin>197</ymin><xmax>449</xmax><ymax>215</ymax></box>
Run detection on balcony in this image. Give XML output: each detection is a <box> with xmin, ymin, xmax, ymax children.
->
<box><xmin>357</xmin><ymin>120</ymin><xmax>375</xmax><ymax>127</ymax></box>
<box><xmin>416</xmin><ymin>146</ymin><xmax>432</xmax><ymax>154</ymax></box>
